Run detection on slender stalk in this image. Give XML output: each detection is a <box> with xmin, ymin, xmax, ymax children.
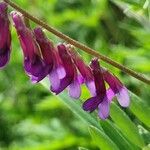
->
<box><xmin>4</xmin><ymin>0</ymin><xmax>150</xmax><ymax>85</ymax></box>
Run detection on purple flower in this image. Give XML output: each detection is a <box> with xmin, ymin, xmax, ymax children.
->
<box><xmin>67</xmin><ymin>45</ymin><xmax>95</xmax><ymax>96</ymax></box>
<box><xmin>82</xmin><ymin>58</ymin><xmax>110</xmax><ymax>119</ymax></box>
<box><xmin>0</xmin><ymin>2</ymin><xmax>11</xmax><ymax>69</ymax></box>
<box><xmin>11</xmin><ymin>11</ymin><xmax>49</xmax><ymax>83</ymax></box>
<box><xmin>102</xmin><ymin>68</ymin><xmax>130</xmax><ymax>107</ymax></box>
<box><xmin>50</xmin><ymin>44</ymin><xmax>81</xmax><ymax>98</ymax></box>
<box><xmin>34</xmin><ymin>27</ymin><xmax>54</xmax><ymax>71</ymax></box>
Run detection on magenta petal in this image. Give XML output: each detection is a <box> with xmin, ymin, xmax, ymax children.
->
<box><xmin>51</xmin><ymin>77</ymin><xmax>72</xmax><ymax>94</ymax></box>
<box><xmin>82</xmin><ymin>96</ymin><xmax>100</xmax><ymax>112</ymax></box>
<box><xmin>31</xmin><ymin>76</ymin><xmax>38</xmax><ymax>84</ymax></box>
<box><xmin>57</xmin><ymin>66</ymin><xmax>66</xmax><ymax>79</ymax></box>
<box><xmin>0</xmin><ymin>47</ymin><xmax>10</xmax><ymax>69</ymax></box>
<box><xmin>116</xmin><ymin>86</ymin><xmax>130</xmax><ymax>107</ymax></box>
<box><xmin>49</xmin><ymin>68</ymin><xmax>60</xmax><ymax>91</ymax></box>
<box><xmin>86</xmin><ymin>80</ymin><xmax>96</xmax><ymax>96</ymax></box>
<box><xmin>106</xmin><ymin>88</ymin><xmax>115</xmax><ymax>102</ymax></box>
<box><xmin>77</xmin><ymin>74</ymin><xmax>84</xmax><ymax>84</ymax></box>
<box><xmin>98</xmin><ymin>97</ymin><xmax>110</xmax><ymax>120</ymax></box>
<box><xmin>24</xmin><ymin>56</ymin><xmax>50</xmax><ymax>82</ymax></box>
<box><xmin>0</xmin><ymin>3</ymin><xmax>11</xmax><ymax>69</ymax></box>
<box><xmin>30</xmin><ymin>66</ymin><xmax>49</xmax><ymax>83</ymax></box>
<box><xmin>68</xmin><ymin>79</ymin><xmax>81</xmax><ymax>99</ymax></box>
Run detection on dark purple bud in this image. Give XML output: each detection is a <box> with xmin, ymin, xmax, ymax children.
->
<box><xmin>0</xmin><ymin>2</ymin><xmax>11</xmax><ymax>68</ymax></box>
<box><xmin>103</xmin><ymin>69</ymin><xmax>130</xmax><ymax>107</ymax></box>
<box><xmin>11</xmin><ymin>11</ymin><xmax>49</xmax><ymax>83</ymax></box>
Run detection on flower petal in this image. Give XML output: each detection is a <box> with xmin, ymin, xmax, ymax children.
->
<box><xmin>34</xmin><ymin>27</ymin><xmax>54</xmax><ymax>72</ymax></box>
<box><xmin>49</xmin><ymin>68</ymin><xmax>60</xmax><ymax>91</ymax></box>
<box><xmin>0</xmin><ymin>2</ymin><xmax>11</xmax><ymax>69</ymax></box>
<box><xmin>82</xmin><ymin>96</ymin><xmax>100</xmax><ymax>112</ymax></box>
<box><xmin>116</xmin><ymin>86</ymin><xmax>130</xmax><ymax>107</ymax></box>
<box><xmin>57</xmin><ymin>66</ymin><xmax>66</xmax><ymax>79</ymax></box>
<box><xmin>68</xmin><ymin>79</ymin><xmax>81</xmax><ymax>99</ymax></box>
<box><xmin>77</xmin><ymin>74</ymin><xmax>84</xmax><ymax>84</ymax></box>
<box><xmin>0</xmin><ymin>47</ymin><xmax>10</xmax><ymax>69</ymax></box>
<box><xmin>86</xmin><ymin>80</ymin><xmax>96</xmax><ymax>96</ymax></box>
<box><xmin>98</xmin><ymin>97</ymin><xmax>110</xmax><ymax>120</ymax></box>
<box><xmin>106</xmin><ymin>88</ymin><xmax>115</xmax><ymax>102</ymax></box>
<box><xmin>67</xmin><ymin>45</ymin><xmax>93</xmax><ymax>81</ymax></box>
<box><xmin>51</xmin><ymin>77</ymin><xmax>72</xmax><ymax>94</ymax></box>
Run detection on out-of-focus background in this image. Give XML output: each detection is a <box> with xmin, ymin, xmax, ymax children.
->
<box><xmin>0</xmin><ymin>0</ymin><xmax>150</xmax><ymax>150</ymax></box>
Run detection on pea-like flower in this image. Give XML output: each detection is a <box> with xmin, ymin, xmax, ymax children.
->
<box><xmin>34</xmin><ymin>27</ymin><xmax>54</xmax><ymax>70</ymax></box>
<box><xmin>11</xmin><ymin>11</ymin><xmax>49</xmax><ymax>83</ymax></box>
<box><xmin>67</xmin><ymin>45</ymin><xmax>95</xmax><ymax>96</ymax></box>
<box><xmin>0</xmin><ymin>2</ymin><xmax>11</xmax><ymax>68</ymax></box>
<box><xmin>50</xmin><ymin>44</ymin><xmax>81</xmax><ymax>99</ymax></box>
<box><xmin>102</xmin><ymin>68</ymin><xmax>130</xmax><ymax>107</ymax></box>
<box><xmin>83</xmin><ymin>58</ymin><xmax>110</xmax><ymax>119</ymax></box>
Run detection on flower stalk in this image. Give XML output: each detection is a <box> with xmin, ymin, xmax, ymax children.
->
<box><xmin>3</xmin><ymin>0</ymin><xmax>150</xmax><ymax>85</ymax></box>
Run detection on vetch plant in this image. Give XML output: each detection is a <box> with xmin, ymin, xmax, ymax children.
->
<box><xmin>0</xmin><ymin>0</ymin><xmax>149</xmax><ymax>118</ymax></box>
<box><xmin>0</xmin><ymin>1</ymin><xmax>131</xmax><ymax>119</ymax></box>
<box><xmin>0</xmin><ymin>1</ymin><xmax>150</xmax><ymax>149</ymax></box>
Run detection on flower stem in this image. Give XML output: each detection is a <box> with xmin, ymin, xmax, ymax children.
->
<box><xmin>3</xmin><ymin>0</ymin><xmax>150</xmax><ymax>85</ymax></box>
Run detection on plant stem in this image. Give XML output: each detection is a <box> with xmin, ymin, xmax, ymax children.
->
<box><xmin>3</xmin><ymin>0</ymin><xmax>150</xmax><ymax>85</ymax></box>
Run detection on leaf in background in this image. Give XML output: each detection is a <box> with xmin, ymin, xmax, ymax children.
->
<box><xmin>142</xmin><ymin>145</ymin><xmax>150</xmax><ymax>150</ymax></box>
<box><xmin>111</xmin><ymin>0</ymin><xmax>150</xmax><ymax>30</ymax></box>
<box><xmin>110</xmin><ymin>103</ymin><xmax>145</xmax><ymax>148</ymax></box>
<box><xmin>89</xmin><ymin>126</ymin><xmax>120</xmax><ymax>150</ymax></box>
<box><xmin>100</xmin><ymin>120</ymin><xmax>136</xmax><ymax>150</ymax></box>
<box><xmin>41</xmin><ymin>79</ymin><xmax>103</xmax><ymax>131</ymax></box>
<box><xmin>78</xmin><ymin>147</ymin><xmax>89</xmax><ymax>150</ymax></box>
<box><xmin>129</xmin><ymin>92</ymin><xmax>150</xmax><ymax>128</ymax></box>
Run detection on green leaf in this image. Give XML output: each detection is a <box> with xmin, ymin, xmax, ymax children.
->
<box><xmin>129</xmin><ymin>92</ymin><xmax>150</xmax><ymax>128</ymax></box>
<box><xmin>142</xmin><ymin>145</ymin><xmax>150</xmax><ymax>150</ymax></box>
<box><xmin>100</xmin><ymin>120</ymin><xmax>136</xmax><ymax>150</ymax></box>
<box><xmin>110</xmin><ymin>103</ymin><xmax>145</xmax><ymax>148</ymax></box>
<box><xmin>78</xmin><ymin>147</ymin><xmax>89</xmax><ymax>150</ymax></box>
<box><xmin>59</xmin><ymin>92</ymin><xmax>102</xmax><ymax>131</ymax></box>
<box><xmin>89</xmin><ymin>126</ymin><xmax>120</xmax><ymax>150</ymax></box>
<box><xmin>41</xmin><ymin>79</ymin><xmax>102</xmax><ymax>131</ymax></box>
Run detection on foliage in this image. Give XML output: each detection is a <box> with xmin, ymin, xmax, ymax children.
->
<box><xmin>0</xmin><ymin>0</ymin><xmax>150</xmax><ymax>149</ymax></box>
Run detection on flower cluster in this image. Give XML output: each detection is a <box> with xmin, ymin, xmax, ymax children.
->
<box><xmin>0</xmin><ymin>2</ymin><xmax>130</xmax><ymax>119</ymax></box>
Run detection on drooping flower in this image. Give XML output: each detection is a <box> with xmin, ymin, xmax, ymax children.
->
<box><xmin>67</xmin><ymin>45</ymin><xmax>95</xmax><ymax>96</ymax></box>
<box><xmin>34</xmin><ymin>27</ymin><xmax>54</xmax><ymax>70</ymax></box>
<box><xmin>0</xmin><ymin>2</ymin><xmax>11</xmax><ymax>68</ymax></box>
<box><xmin>11</xmin><ymin>11</ymin><xmax>50</xmax><ymax>83</ymax></box>
<box><xmin>102</xmin><ymin>68</ymin><xmax>130</xmax><ymax>107</ymax></box>
<box><xmin>82</xmin><ymin>58</ymin><xmax>110</xmax><ymax>119</ymax></box>
<box><xmin>50</xmin><ymin>43</ymin><xmax>81</xmax><ymax>98</ymax></box>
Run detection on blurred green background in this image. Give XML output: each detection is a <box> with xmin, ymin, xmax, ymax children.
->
<box><xmin>0</xmin><ymin>0</ymin><xmax>150</xmax><ymax>150</ymax></box>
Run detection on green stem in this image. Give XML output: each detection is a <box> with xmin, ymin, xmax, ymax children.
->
<box><xmin>3</xmin><ymin>0</ymin><xmax>150</xmax><ymax>85</ymax></box>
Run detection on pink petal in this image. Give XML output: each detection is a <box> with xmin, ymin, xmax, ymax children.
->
<box><xmin>68</xmin><ymin>79</ymin><xmax>81</xmax><ymax>99</ymax></box>
<box><xmin>86</xmin><ymin>80</ymin><xmax>96</xmax><ymax>96</ymax></box>
<box><xmin>106</xmin><ymin>88</ymin><xmax>115</xmax><ymax>102</ymax></box>
<box><xmin>116</xmin><ymin>86</ymin><xmax>130</xmax><ymax>107</ymax></box>
<box><xmin>77</xmin><ymin>74</ymin><xmax>84</xmax><ymax>84</ymax></box>
<box><xmin>98</xmin><ymin>97</ymin><xmax>110</xmax><ymax>120</ymax></box>
<box><xmin>57</xmin><ymin>66</ymin><xmax>66</xmax><ymax>79</ymax></box>
<box><xmin>49</xmin><ymin>68</ymin><xmax>60</xmax><ymax>91</ymax></box>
